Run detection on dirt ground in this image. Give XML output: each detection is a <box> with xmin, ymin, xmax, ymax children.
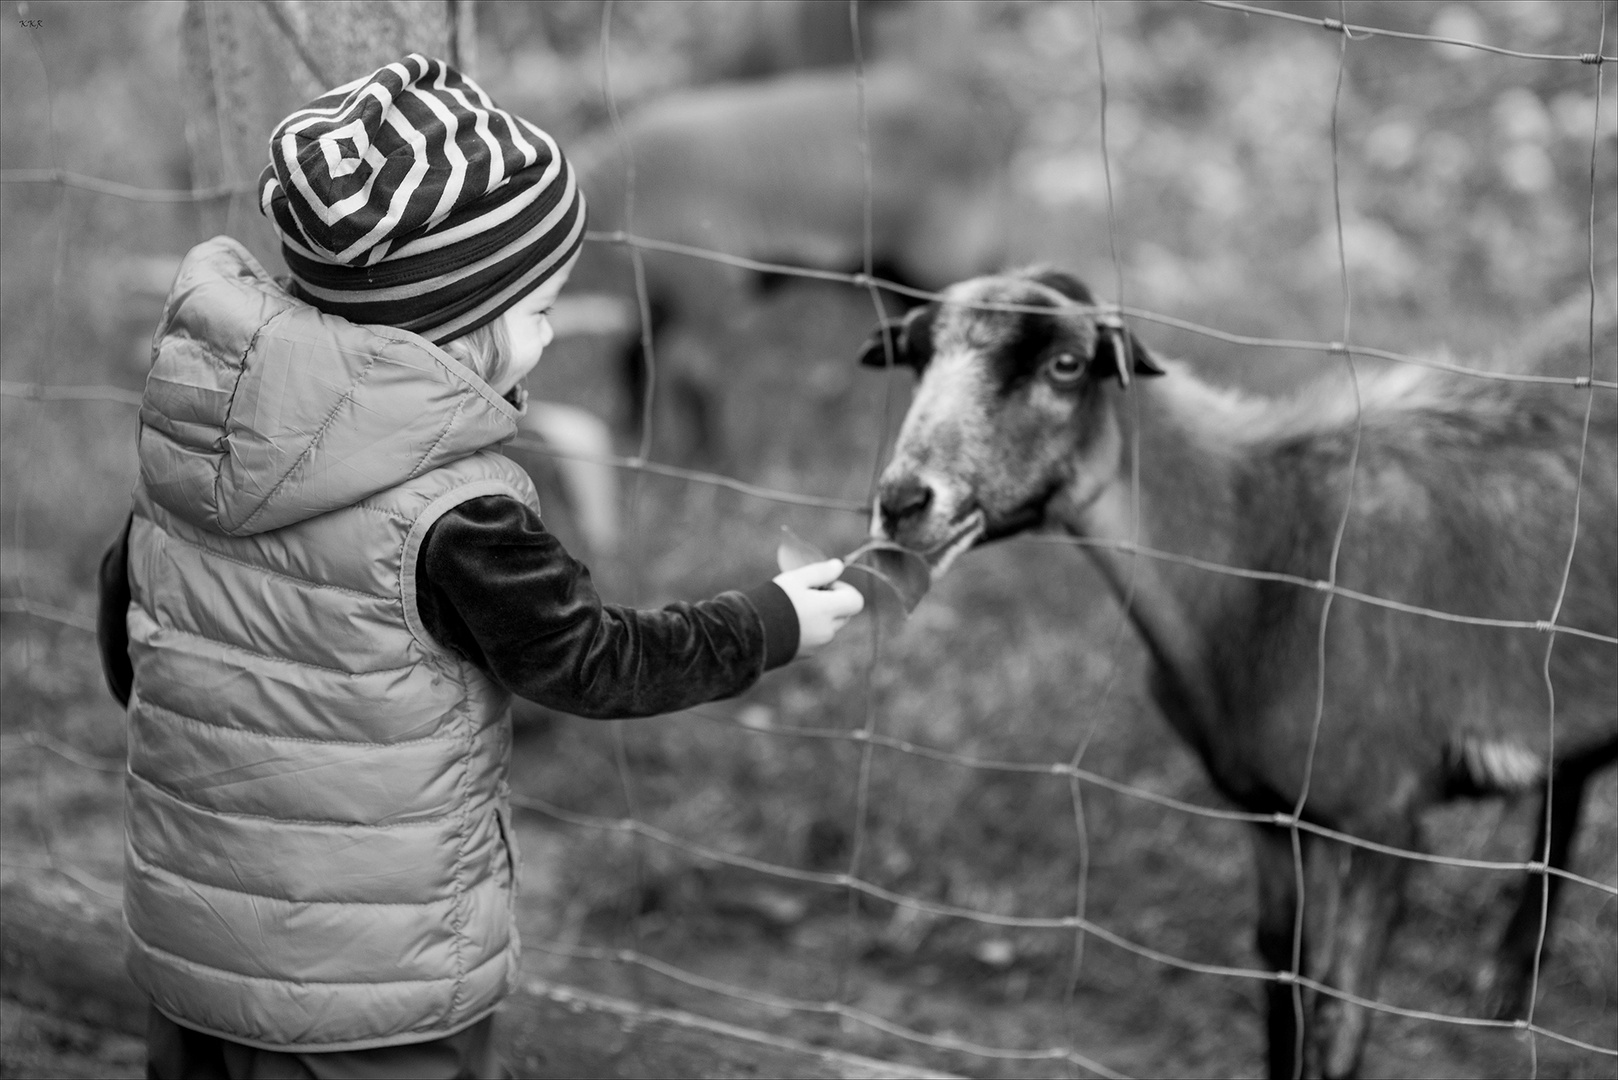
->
<box><xmin>2</xmin><ymin>780</ymin><xmax>1614</xmax><ymax>1079</ymax></box>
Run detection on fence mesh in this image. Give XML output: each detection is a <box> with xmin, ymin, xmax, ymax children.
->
<box><xmin>1</xmin><ymin>2</ymin><xmax>1614</xmax><ymax>1077</ymax></box>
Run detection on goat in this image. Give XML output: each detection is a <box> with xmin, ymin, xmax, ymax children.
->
<box><xmin>858</xmin><ymin>267</ymin><xmax>1618</xmax><ymax>1079</ymax></box>
<box><xmin>568</xmin><ymin>62</ymin><xmax>1016</xmax><ymax>461</ymax></box>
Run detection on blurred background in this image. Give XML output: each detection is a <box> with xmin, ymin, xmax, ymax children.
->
<box><xmin>2</xmin><ymin>1</ymin><xmax>1615</xmax><ymax>1076</ymax></box>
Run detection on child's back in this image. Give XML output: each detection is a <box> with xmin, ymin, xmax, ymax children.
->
<box><xmin>104</xmin><ymin>53</ymin><xmax>862</xmax><ymax>1079</ymax></box>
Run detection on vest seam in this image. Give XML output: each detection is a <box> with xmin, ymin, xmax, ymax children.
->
<box><xmin>413</xmin><ymin>394</ymin><xmax>468</xmax><ymax>482</ymax></box>
<box><xmin>445</xmin><ymin>676</ymin><xmax>476</xmax><ymax>1018</ymax></box>
<box><xmin>129</xmin><ymin>922</ymin><xmax>509</xmax><ymax>1050</ymax></box>
<box><xmin>443</xmin><ymin>680</ymin><xmax>472</xmax><ymax>1016</ymax></box>
<box><xmin>348</xmin><ymin>502</ymin><xmax>415</xmax><ymax>525</ymax></box>
<box><xmin>208</xmin><ymin>307</ymin><xmax>272</xmax><ymax>529</ymax></box>
<box><xmin>143</xmin><ymin>523</ymin><xmax>388</xmax><ymax>603</ymax></box>
<box><xmin>235</xmin><ymin>340</ymin><xmax>383</xmax><ymax>534</ymax></box>
<box><xmin>133</xmin><ymin>696</ymin><xmax>461</xmax><ymax>750</ymax></box>
<box><xmin>127</xmin><ymin>770</ymin><xmax>471</xmax><ymax>831</ymax></box>
<box><xmin>129</xmin><ymin>925</ymin><xmax>483</xmax><ymax>987</ymax></box>
<box><xmin>371</xmin><ymin>321</ymin><xmax>520</xmax><ymax>423</ymax></box>
<box><xmin>125</xmin><ymin>845</ymin><xmax>474</xmax><ymax>908</ymax></box>
<box><xmin>142</xmin><ymin>617</ymin><xmax>416</xmax><ymax>677</ymax></box>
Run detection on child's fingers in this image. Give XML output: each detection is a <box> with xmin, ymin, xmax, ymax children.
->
<box><xmin>777</xmin><ymin>566</ymin><xmax>864</xmax><ymax>659</ymax></box>
<box><xmin>774</xmin><ymin>558</ymin><xmax>844</xmax><ymax>590</ymax></box>
<box><xmin>821</xmin><ymin>580</ymin><xmax>864</xmax><ymax>617</ymax></box>
<box><xmin>796</xmin><ymin>582</ymin><xmax>863</xmax><ymax>622</ymax></box>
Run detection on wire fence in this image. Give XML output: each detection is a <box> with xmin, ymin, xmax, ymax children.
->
<box><xmin>1</xmin><ymin>1</ymin><xmax>1614</xmax><ymax>1077</ymax></box>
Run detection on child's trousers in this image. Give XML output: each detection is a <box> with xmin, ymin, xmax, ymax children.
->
<box><xmin>145</xmin><ymin>1007</ymin><xmax>502</xmax><ymax>1080</ymax></box>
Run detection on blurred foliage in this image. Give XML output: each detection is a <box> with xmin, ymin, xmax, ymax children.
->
<box><xmin>2</xmin><ymin>2</ymin><xmax>1615</xmax><ymax>1076</ymax></box>
<box><xmin>481</xmin><ymin>0</ymin><xmax>1617</xmax><ymax>374</ymax></box>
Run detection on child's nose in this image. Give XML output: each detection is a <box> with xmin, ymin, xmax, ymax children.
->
<box><xmin>537</xmin><ymin>317</ymin><xmax>554</xmax><ymax>351</ymax></box>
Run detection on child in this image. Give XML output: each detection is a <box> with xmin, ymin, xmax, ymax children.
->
<box><xmin>96</xmin><ymin>54</ymin><xmax>862</xmax><ymax>1080</ymax></box>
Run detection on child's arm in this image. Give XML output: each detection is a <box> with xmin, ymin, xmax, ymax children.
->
<box><xmin>96</xmin><ymin>513</ymin><xmax>134</xmax><ymax>708</ymax></box>
<box><xmin>417</xmin><ymin>495</ymin><xmax>820</xmax><ymax>718</ymax></box>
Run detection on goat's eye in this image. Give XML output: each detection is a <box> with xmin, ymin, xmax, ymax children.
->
<box><xmin>1045</xmin><ymin>352</ymin><xmax>1084</xmax><ymax>385</ymax></box>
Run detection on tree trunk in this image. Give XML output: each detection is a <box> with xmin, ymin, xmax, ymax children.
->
<box><xmin>178</xmin><ymin>0</ymin><xmax>475</xmax><ymax>269</ymax></box>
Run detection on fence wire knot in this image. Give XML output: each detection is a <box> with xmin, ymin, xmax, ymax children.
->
<box><xmin>1580</xmin><ymin>52</ymin><xmax>1603</xmax><ymax>65</ymax></box>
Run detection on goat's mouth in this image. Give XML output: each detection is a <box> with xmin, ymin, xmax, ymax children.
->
<box><xmin>922</xmin><ymin>508</ymin><xmax>987</xmax><ymax>579</ymax></box>
<box><xmin>980</xmin><ymin>483</ymin><xmax>1058</xmax><ymax>544</ymax></box>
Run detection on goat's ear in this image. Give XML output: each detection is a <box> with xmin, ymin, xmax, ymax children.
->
<box><xmin>1026</xmin><ymin>267</ymin><xmax>1096</xmax><ymax>305</ymax></box>
<box><xmin>857</xmin><ymin>318</ymin><xmax>905</xmax><ymax>367</ymax></box>
<box><xmin>1089</xmin><ymin>324</ymin><xmax>1166</xmax><ymax>389</ymax></box>
<box><xmin>857</xmin><ymin>303</ymin><xmax>935</xmax><ymax>370</ymax></box>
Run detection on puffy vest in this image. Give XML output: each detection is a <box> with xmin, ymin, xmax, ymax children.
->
<box><xmin>122</xmin><ymin>237</ymin><xmax>540</xmax><ymax>1051</ymax></box>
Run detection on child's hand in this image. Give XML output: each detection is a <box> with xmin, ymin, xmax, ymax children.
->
<box><xmin>774</xmin><ymin>559</ymin><xmax>864</xmax><ymax>658</ymax></box>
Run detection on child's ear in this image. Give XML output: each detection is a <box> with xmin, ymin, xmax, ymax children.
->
<box><xmin>857</xmin><ymin>303</ymin><xmax>936</xmax><ymax>370</ymax></box>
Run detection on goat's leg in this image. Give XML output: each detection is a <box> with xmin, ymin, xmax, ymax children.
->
<box><xmin>1486</xmin><ymin>733</ymin><xmax>1618</xmax><ymax>1019</ymax></box>
<box><xmin>1252</xmin><ymin>825</ymin><xmax>1307</xmax><ymax>1080</ymax></box>
<box><xmin>648</xmin><ymin>327</ymin><xmax>726</xmax><ymax>466</ymax></box>
<box><xmin>1298</xmin><ymin>839</ymin><xmax>1350</xmax><ymax>1077</ymax></box>
<box><xmin>619</xmin><ymin>296</ymin><xmax>671</xmax><ymax>441</ymax></box>
<box><xmin>1310</xmin><ymin>839</ymin><xmax>1410</xmax><ymax>1080</ymax></box>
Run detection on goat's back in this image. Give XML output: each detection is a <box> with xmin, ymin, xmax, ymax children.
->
<box><xmin>1227</xmin><ymin>326</ymin><xmax>1617</xmax><ymax>768</ymax></box>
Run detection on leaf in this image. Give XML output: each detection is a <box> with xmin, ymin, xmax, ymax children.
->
<box><xmin>776</xmin><ymin>526</ymin><xmax>829</xmax><ymax>574</ymax></box>
<box><xmin>840</xmin><ymin>539</ymin><xmax>932</xmax><ymax>618</ymax></box>
<box><xmin>777</xmin><ymin>528</ymin><xmax>931</xmax><ymax>626</ymax></box>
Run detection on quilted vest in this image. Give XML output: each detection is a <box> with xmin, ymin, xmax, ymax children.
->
<box><xmin>122</xmin><ymin>237</ymin><xmax>540</xmax><ymax>1051</ymax></box>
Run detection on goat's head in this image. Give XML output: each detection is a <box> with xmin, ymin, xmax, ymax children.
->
<box><xmin>859</xmin><ymin>267</ymin><xmax>1164</xmax><ymax>577</ymax></box>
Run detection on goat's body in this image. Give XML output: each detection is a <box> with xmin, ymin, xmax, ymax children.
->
<box><xmin>1065</xmin><ymin>359</ymin><xmax>1616</xmax><ymax>1077</ymax></box>
<box><xmin>865</xmin><ymin>267</ymin><xmax>1618</xmax><ymax>1077</ymax></box>
<box><xmin>1075</xmin><ymin>364</ymin><xmax>1617</xmax><ymax>822</ymax></box>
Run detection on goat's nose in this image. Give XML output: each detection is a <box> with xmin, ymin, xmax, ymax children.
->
<box><xmin>879</xmin><ymin>475</ymin><xmax>933</xmax><ymax>535</ymax></box>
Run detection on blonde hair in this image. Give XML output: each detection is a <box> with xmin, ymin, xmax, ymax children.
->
<box><xmin>439</xmin><ymin>312</ymin><xmax>515</xmax><ymax>391</ymax></box>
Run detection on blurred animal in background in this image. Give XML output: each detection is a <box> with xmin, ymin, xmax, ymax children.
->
<box><xmin>516</xmin><ymin>399</ymin><xmax>621</xmax><ymax>559</ymax></box>
<box><xmin>568</xmin><ymin>61</ymin><xmax>1017</xmax><ymax>463</ymax></box>
<box><xmin>860</xmin><ymin>267</ymin><xmax>1618</xmax><ymax>1079</ymax></box>
<box><xmin>679</xmin><ymin>0</ymin><xmax>907</xmax><ymax>82</ymax></box>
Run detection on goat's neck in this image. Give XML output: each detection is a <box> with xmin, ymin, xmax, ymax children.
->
<box><xmin>1050</xmin><ymin>369</ymin><xmax>1249</xmax><ymax>730</ymax></box>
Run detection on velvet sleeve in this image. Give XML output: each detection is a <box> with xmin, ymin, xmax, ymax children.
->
<box><xmin>97</xmin><ymin>513</ymin><xmax>134</xmax><ymax>708</ymax></box>
<box><xmin>416</xmin><ymin>495</ymin><xmax>798</xmax><ymax>718</ymax></box>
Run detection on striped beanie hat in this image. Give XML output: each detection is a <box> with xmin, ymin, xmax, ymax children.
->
<box><xmin>258</xmin><ymin>53</ymin><xmax>585</xmax><ymax>345</ymax></box>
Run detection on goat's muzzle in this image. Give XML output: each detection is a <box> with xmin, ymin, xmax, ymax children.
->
<box><xmin>875</xmin><ymin>473</ymin><xmax>986</xmax><ymax>579</ymax></box>
<box><xmin>878</xmin><ymin>475</ymin><xmax>933</xmax><ymax>536</ymax></box>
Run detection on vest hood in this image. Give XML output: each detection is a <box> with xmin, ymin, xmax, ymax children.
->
<box><xmin>139</xmin><ymin>237</ymin><xmax>521</xmax><ymax>536</ymax></box>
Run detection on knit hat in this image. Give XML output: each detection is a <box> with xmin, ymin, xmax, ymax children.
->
<box><xmin>258</xmin><ymin>53</ymin><xmax>585</xmax><ymax>345</ymax></box>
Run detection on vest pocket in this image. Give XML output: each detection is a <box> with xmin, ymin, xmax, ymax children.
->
<box><xmin>494</xmin><ymin>802</ymin><xmax>520</xmax><ymax>891</ymax></box>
